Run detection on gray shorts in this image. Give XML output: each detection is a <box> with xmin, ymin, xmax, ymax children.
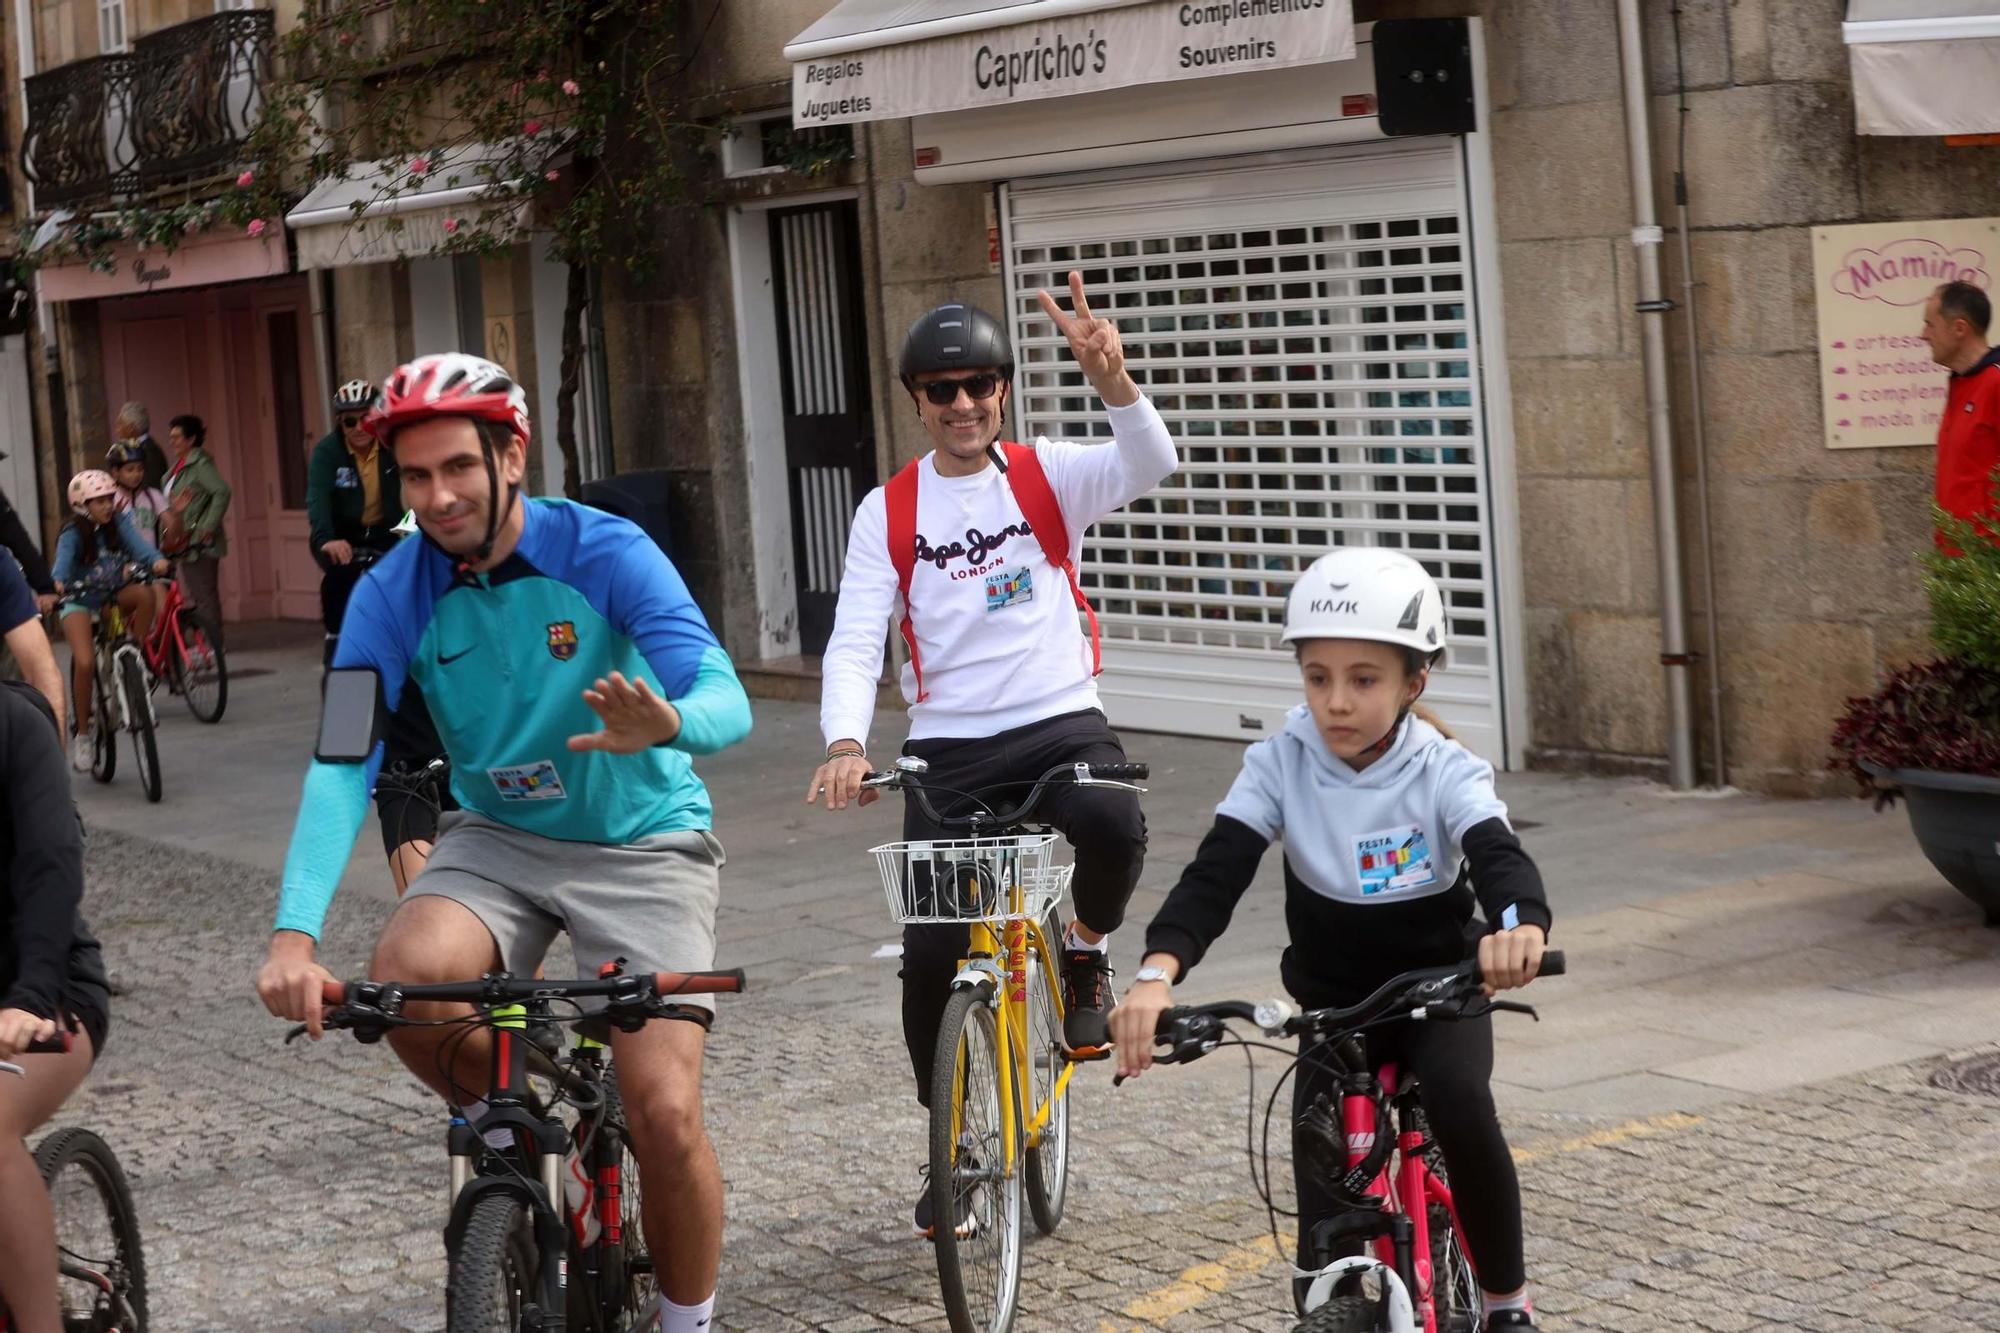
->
<box><xmin>406</xmin><ymin>811</ymin><xmax>725</xmax><ymax>1012</ymax></box>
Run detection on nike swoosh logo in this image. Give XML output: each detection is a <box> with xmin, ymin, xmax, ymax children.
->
<box><xmin>437</xmin><ymin>646</ymin><xmax>475</xmax><ymax>665</ymax></box>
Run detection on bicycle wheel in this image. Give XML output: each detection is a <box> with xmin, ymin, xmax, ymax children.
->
<box><xmin>447</xmin><ymin>1191</ymin><xmax>540</xmax><ymax>1333</ymax></box>
<box><xmin>929</xmin><ymin>986</ymin><xmax>1023</xmax><ymax>1333</ymax></box>
<box><xmin>171</xmin><ymin>610</ymin><xmax>227</xmax><ymax>724</ymax></box>
<box><xmin>1291</xmin><ymin>1294</ymin><xmax>1379</xmax><ymax>1333</ymax></box>
<box><xmin>89</xmin><ymin>666</ymin><xmax>115</xmax><ymax>784</ymax></box>
<box><xmin>588</xmin><ymin>1066</ymin><xmax>655</xmax><ymax>1329</ymax></box>
<box><xmin>35</xmin><ymin>1127</ymin><xmax>148</xmax><ymax>1333</ymax></box>
<box><xmin>1423</xmin><ymin>1149</ymin><xmax>1480</xmax><ymax>1333</ymax></box>
<box><xmin>1021</xmin><ymin>925</ymin><xmax>1069</xmax><ymax>1236</ymax></box>
<box><xmin>119</xmin><ymin>654</ymin><xmax>161</xmax><ymax>804</ymax></box>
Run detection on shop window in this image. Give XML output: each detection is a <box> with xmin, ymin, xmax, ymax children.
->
<box><xmin>268</xmin><ymin>311</ymin><xmax>309</xmax><ymax>510</ymax></box>
<box><xmin>98</xmin><ymin>0</ymin><xmax>127</xmax><ymax>51</ymax></box>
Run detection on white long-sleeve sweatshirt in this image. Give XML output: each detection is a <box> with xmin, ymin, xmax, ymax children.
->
<box><xmin>820</xmin><ymin>396</ymin><xmax>1179</xmax><ymax>750</ymax></box>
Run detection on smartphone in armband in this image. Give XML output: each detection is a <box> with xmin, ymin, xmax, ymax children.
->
<box><xmin>317</xmin><ymin>667</ymin><xmax>384</xmax><ymax>763</ymax></box>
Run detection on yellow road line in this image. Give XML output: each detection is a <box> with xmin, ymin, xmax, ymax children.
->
<box><xmin>1106</xmin><ymin>1111</ymin><xmax>1706</xmax><ymax>1329</ymax></box>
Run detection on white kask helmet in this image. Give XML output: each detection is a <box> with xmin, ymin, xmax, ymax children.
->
<box><xmin>1281</xmin><ymin>547</ymin><xmax>1448</xmax><ymax>668</ymax></box>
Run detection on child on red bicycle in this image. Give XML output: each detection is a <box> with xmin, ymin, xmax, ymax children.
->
<box><xmin>107</xmin><ymin>441</ymin><xmax>171</xmax><ymax>624</ymax></box>
<box><xmin>50</xmin><ymin>470</ymin><xmax>168</xmax><ymax>772</ymax></box>
<box><xmin>1109</xmin><ymin>548</ymin><xmax>1552</xmax><ymax>1332</ymax></box>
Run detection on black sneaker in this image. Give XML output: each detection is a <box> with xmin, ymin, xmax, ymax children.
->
<box><xmin>1060</xmin><ymin>947</ymin><xmax>1114</xmax><ymax>1055</ymax></box>
<box><xmin>1486</xmin><ymin>1310</ymin><xmax>1538</xmax><ymax>1331</ymax></box>
<box><xmin>911</xmin><ymin>1159</ymin><xmax>981</xmax><ymax>1240</ymax></box>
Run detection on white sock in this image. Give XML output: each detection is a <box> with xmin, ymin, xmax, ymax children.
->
<box><xmin>1481</xmin><ymin>1289</ymin><xmax>1531</xmax><ymax>1318</ymax></box>
<box><xmin>659</xmin><ymin>1292</ymin><xmax>715</xmax><ymax>1332</ymax></box>
<box><xmin>460</xmin><ymin>1098</ymin><xmax>514</xmax><ymax>1151</ymax></box>
<box><xmin>1065</xmin><ymin>923</ymin><xmax>1108</xmax><ymax>954</ymax></box>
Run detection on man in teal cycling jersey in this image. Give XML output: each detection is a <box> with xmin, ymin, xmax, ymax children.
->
<box><xmin>255</xmin><ymin>353</ymin><xmax>751</xmax><ymax>1333</ymax></box>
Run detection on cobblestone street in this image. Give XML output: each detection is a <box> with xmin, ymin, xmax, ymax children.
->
<box><xmin>49</xmin><ymin>631</ymin><xmax>2000</xmax><ymax>1331</ymax></box>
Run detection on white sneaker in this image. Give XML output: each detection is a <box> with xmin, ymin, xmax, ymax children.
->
<box><xmin>70</xmin><ymin>731</ymin><xmax>92</xmax><ymax>772</ymax></box>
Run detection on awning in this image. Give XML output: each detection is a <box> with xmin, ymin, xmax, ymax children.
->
<box><xmin>1845</xmin><ymin>1</ymin><xmax>2000</xmax><ymax>136</ymax></box>
<box><xmin>35</xmin><ymin>223</ymin><xmax>288</xmax><ymax>303</ymax></box>
<box><xmin>286</xmin><ymin>142</ymin><xmax>532</xmax><ymax>270</ymax></box>
<box><xmin>785</xmin><ymin>0</ymin><xmax>1355</xmax><ymax>128</ymax></box>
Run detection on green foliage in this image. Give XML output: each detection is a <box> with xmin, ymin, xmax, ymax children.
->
<box><xmin>1926</xmin><ymin>472</ymin><xmax>2000</xmax><ymax>672</ymax></box>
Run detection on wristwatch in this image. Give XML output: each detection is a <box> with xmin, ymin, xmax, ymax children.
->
<box><xmin>1133</xmin><ymin>963</ymin><xmax>1175</xmax><ymax>986</ymax></box>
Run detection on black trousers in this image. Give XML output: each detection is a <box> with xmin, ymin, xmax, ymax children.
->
<box><xmin>1293</xmin><ymin>1012</ymin><xmax>1526</xmax><ymax>1296</ymax></box>
<box><xmin>315</xmin><ymin>527</ymin><xmax>398</xmax><ymax>637</ymax></box>
<box><xmin>899</xmin><ymin>708</ymin><xmax>1146</xmax><ymax>1107</ymax></box>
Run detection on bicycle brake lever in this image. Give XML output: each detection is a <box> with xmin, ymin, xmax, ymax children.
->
<box><xmin>1489</xmin><ymin>999</ymin><xmax>1540</xmax><ymax>1021</ymax></box>
<box><xmin>284</xmin><ymin>1024</ymin><xmax>310</xmax><ymax>1044</ymax></box>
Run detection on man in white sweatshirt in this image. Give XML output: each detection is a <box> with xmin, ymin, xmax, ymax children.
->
<box><xmin>806</xmin><ymin>276</ymin><xmax>1178</xmax><ymax>1236</ymax></box>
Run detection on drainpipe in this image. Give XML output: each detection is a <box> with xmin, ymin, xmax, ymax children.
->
<box><xmin>1615</xmin><ymin>0</ymin><xmax>1698</xmax><ymax>790</ymax></box>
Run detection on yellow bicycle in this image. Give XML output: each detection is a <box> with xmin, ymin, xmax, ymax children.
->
<box><xmin>865</xmin><ymin>757</ymin><xmax>1149</xmax><ymax>1333</ymax></box>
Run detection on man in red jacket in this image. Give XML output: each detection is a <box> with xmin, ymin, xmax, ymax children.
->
<box><xmin>1921</xmin><ymin>280</ymin><xmax>2000</xmax><ymax>541</ymax></box>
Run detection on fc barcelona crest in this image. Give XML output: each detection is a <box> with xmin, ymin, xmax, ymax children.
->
<box><xmin>546</xmin><ymin>621</ymin><xmax>578</xmax><ymax>661</ymax></box>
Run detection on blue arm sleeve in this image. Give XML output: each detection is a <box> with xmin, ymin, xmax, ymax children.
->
<box><xmin>666</xmin><ymin>644</ymin><xmax>753</xmax><ymax>756</ymax></box>
<box><xmin>50</xmin><ymin>526</ymin><xmax>77</xmax><ymax>587</ymax></box>
<box><xmin>275</xmin><ymin>757</ymin><xmax>376</xmax><ymax>938</ymax></box>
<box><xmin>605</xmin><ymin>531</ymin><xmax>752</xmax><ymax>754</ymax></box>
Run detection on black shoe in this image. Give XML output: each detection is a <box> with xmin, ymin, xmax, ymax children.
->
<box><xmin>912</xmin><ymin>1158</ymin><xmax>981</xmax><ymax>1240</ymax></box>
<box><xmin>1486</xmin><ymin>1311</ymin><xmax>1538</xmax><ymax>1331</ymax></box>
<box><xmin>1060</xmin><ymin>946</ymin><xmax>1114</xmax><ymax>1054</ymax></box>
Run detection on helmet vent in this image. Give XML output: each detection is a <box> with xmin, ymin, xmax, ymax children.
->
<box><xmin>1397</xmin><ymin>593</ymin><xmax>1423</xmax><ymax>630</ymax></box>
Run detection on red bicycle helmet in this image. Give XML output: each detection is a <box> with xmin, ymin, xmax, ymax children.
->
<box><xmin>364</xmin><ymin>353</ymin><xmax>530</xmax><ymax>447</ymax></box>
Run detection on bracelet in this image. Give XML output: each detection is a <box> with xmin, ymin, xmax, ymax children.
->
<box><xmin>826</xmin><ymin>746</ymin><xmax>865</xmax><ymax>762</ymax></box>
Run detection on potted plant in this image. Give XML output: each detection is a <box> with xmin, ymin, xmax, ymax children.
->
<box><xmin>1830</xmin><ymin>489</ymin><xmax>2000</xmax><ymax>922</ymax></box>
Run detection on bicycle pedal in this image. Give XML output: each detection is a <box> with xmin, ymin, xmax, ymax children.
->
<box><xmin>1063</xmin><ymin>1044</ymin><xmax>1111</xmax><ymax>1063</ymax></box>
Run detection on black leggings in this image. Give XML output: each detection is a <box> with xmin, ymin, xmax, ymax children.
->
<box><xmin>1293</xmin><ymin>1012</ymin><xmax>1526</xmax><ymax>1296</ymax></box>
<box><xmin>898</xmin><ymin>709</ymin><xmax>1146</xmax><ymax>1108</ymax></box>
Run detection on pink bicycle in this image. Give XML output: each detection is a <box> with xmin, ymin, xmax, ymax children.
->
<box><xmin>1129</xmin><ymin>951</ymin><xmax>1565</xmax><ymax>1333</ymax></box>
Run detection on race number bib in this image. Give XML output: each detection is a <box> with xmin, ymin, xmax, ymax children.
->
<box><xmin>1352</xmin><ymin>826</ymin><xmax>1438</xmax><ymax>896</ymax></box>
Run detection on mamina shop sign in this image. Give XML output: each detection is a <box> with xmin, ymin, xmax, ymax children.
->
<box><xmin>1812</xmin><ymin>217</ymin><xmax>2000</xmax><ymax>449</ymax></box>
<box><xmin>788</xmin><ymin>0</ymin><xmax>1355</xmax><ymax>129</ymax></box>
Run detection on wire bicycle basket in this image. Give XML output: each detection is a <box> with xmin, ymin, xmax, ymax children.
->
<box><xmin>870</xmin><ymin>834</ymin><xmax>1074</xmax><ymax>925</ymax></box>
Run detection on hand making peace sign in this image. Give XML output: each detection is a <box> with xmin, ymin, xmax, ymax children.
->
<box><xmin>1036</xmin><ymin>269</ymin><xmax>1140</xmax><ymax>408</ymax></box>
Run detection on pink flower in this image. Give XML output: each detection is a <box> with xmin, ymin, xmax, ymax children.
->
<box><xmin>410</xmin><ymin>156</ymin><xmax>430</xmax><ymax>176</ymax></box>
<box><xmin>442</xmin><ymin>217</ymin><xmax>460</xmax><ymax>235</ymax></box>
<box><xmin>184</xmin><ymin>219</ymin><xmax>200</xmax><ymax>234</ymax></box>
<box><xmin>523</xmin><ymin>120</ymin><xmax>543</xmax><ymax>136</ymax></box>
<box><xmin>545</xmin><ymin>169</ymin><xmax>560</xmax><ymax>182</ymax></box>
<box><xmin>236</xmin><ymin>169</ymin><xmax>254</xmax><ymax>187</ymax></box>
<box><xmin>562</xmin><ymin>79</ymin><xmax>579</xmax><ymax>96</ymax></box>
<box><xmin>246</xmin><ymin>219</ymin><xmax>267</xmax><ymax>238</ymax></box>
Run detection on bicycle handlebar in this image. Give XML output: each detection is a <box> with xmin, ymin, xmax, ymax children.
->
<box><xmin>1</xmin><ymin>1027</ymin><xmax>75</xmax><ymax>1075</ymax></box>
<box><xmin>861</xmin><ymin>759</ymin><xmax>1149</xmax><ymax>833</ymax></box>
<box><xmin>1137</xmin><ymin>950</ymin><xmax>1566</xmax><ymax>1073</ymax></box>
<box><xmin>319</xmin><ymin>967</ymin><xmax>749</xmax><ymax>1007</ymax></box>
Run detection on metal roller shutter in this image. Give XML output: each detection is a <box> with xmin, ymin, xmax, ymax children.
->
<box><xmin>1002</xmin><ymin>139</ymin><xmax>1511</xmax><ymax>762</ymax></box>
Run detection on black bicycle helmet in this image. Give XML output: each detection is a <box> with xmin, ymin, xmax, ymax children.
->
<box><xmin>898</xmin><ymin>303</ymin><xmax>1013</xmax><ymax>387</ymax></box>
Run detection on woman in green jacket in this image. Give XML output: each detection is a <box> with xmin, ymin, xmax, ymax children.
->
<box><xmin>162</xmin><ymin>414</ymin><xmax>231</xmax><ymax>649</ymax></box>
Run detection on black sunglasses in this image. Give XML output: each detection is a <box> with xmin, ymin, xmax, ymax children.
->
<box><xmin>338</xmin><ymin>415</ymin><xmax>367</xmax><ymax>430</ymax></box>
<box><xmin>919</xmin><ymin>373</ymin><xmax>1002</xmax><ymax>406</ymax></box>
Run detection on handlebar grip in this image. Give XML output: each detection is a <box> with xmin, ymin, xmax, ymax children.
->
<box><xmin>25</xmin><ymin>1028</ymin><xmax>74</xmax><ymax>1055</ymax></box>
<box><xmin>321</xmin><ymin>980</ymin><xmax>347</xmax><ymax>1005</ymax></box>
<box><xmin>653</xmin><ymin>968</ymin><xmax>747</xmax><ymax>997</ymax></box>
<box><xmin>1538</xmin><ymin>949</ymin><xmax>1565</xmax><ymax>978</ymax></box>
<box><xmin>1088</xmin><ymin>762</ymin><xmax>1149</xmax><ymax>781</ymax></box>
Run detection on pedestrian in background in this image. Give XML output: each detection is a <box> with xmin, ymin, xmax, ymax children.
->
<box><xmin>162</xmin><ymin>415</ymin><xmax>231</xmax><ymax>649</ymax></box>
<box><xmin>1920</xmin><ymin>280</ymin><xmax>2000</xmax><ymax>542</ymax></box>
<box><xmin>112</xmin><ymin>401</ymin><xmax>169</xmax><ymax>492</ymax></box>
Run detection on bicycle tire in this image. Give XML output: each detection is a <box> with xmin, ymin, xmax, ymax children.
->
<box><xmin>34</xmin><ymin>1127</ymin><xmax>149</xmax><ymax>1333</ymax></box>
<box><xmin>929</xmin><ymin>986</ymin><xmax>1022</xmax><ymax>1333</ymax></box>
<box><xmin>446</xmin><ymin>1191</ymin><xmax>540</xmax><ymax>1333</ymax></box>
<box><xmin>119</xmin><ymin>654</ymin><xmax>161</xmax><ymax>803</ymax></box>
<box><xmin>1021</xmin><ymin>925</ymin><xmax>1069</xmax><ymax>1236</ymax></box>
<box><xmin>171</xmin><ymin>611</ymin><xmax>227</xmax><ymax>724</ymax></box>
<box><xmin>1291</xmin><ymin>1294</ymin><xmax>1378</xmax><ymax>1333</ymax></box>
<box><xmin>89</xmin><ymin>666</ymin><xmax>115</xmax><ymax>785</ymax></box>
<box><xmin>1421</xmin><ymin>1137</ymin><xmax>1480</xmax><ymax>1333</ymax></box>
<box><xmin>592</xmin><ymin>1066</ymin><xmax>655</xmax><ymax>1330</ymax></box>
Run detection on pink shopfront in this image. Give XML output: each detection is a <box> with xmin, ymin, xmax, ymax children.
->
<box><xmin>42</xmin><ymin>225</ymin><xmax>326</xmax><ymax>623</ymax></box>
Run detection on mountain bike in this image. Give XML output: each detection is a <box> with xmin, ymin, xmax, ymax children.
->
<box><xmin>0</xmin><ymin>1033</ymin><xmax>148</xmax><ymax>1333</ymax></box>
<box><xmin>861</xmin><ymin>756</ymin><xmax>1148</xmax><ymax>1333</ymax></box>
<box><xmin>1126</xmin><ymin>951</ymin><xmax>1566</xmax><ymax>1333</ymax></box>
<box><xmin>136</xmin><ymin>576</ymin><xmax>226</xmax><ymax>724</ymax></box>
<box><xmin>76</xmin><ymin>574</ymin><xmax>161</xmax><ymax>803</ymax></box>
<box><xmin>294</xmin><ymin>963</ymin><xmax>745</xmax><ymax>1333</ymax></box>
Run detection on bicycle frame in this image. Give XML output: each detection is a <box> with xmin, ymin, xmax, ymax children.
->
<box><xmin>1304</xmin><ymin>1061</ymin><xmax>1476</xmax><ymax>1333</ymax></box>
<box><xmin>947</xmin><ymin>878</ymin><xmax>1077</xmax><ymax>1185</ymax></box>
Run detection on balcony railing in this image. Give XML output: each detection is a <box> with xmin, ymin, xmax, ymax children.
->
<box><xmin>22</xmin><ymin>9</ymin><xmax>273</xmax><ymax>210</ymax></box>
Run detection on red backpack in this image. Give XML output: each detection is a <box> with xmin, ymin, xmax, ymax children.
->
<box><xmin>884</xmin><ymin>442</ymin><xmax>1102</xmax><ymax>702</ymax></box>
